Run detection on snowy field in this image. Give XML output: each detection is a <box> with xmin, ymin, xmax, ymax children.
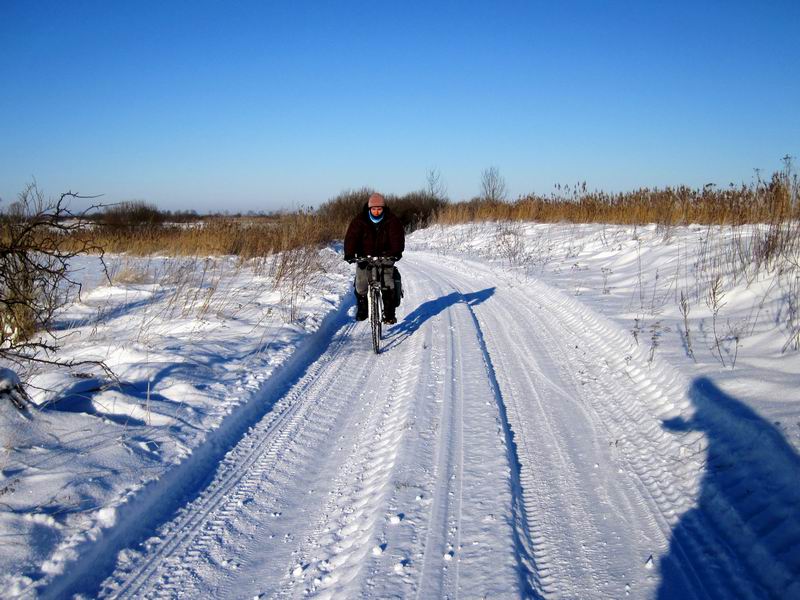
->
<box><xmin>1</xmin><ymin>223</ymin><xmax>798</xmax><ymax>598</ymax></box>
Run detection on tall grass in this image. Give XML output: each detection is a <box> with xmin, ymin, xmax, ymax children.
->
<box><xmin>67</xmin><ymin>210</ymin><xmax>338</xmax><ymax>258</ymax></box>
<box><xmin>434</xmin><ymin>170</ymin><xmax>798</xmax><ymax>227</ymax></box>
<box><xmin>65</xmin><ymin>187</ymin><xmax>445</xmax><ymax>259</ymax></box>
<box><xmin>436</xmin><ymin>166</ymin><xmax>800</xmax><ymax>294</ymax></box>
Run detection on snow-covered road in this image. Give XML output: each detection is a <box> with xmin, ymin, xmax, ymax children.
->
<box><xmin>80</xmin><ymin>252</ymin><xmax>799</xmax><ymax>599</ymax></box>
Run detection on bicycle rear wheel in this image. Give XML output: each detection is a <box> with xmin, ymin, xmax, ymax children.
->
<box><xmin>370</xmin><ymin>286</ymin><xmax>382</xmax><ymax>354</ymax></box>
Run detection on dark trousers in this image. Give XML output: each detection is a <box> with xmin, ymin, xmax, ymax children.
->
<box><xmin>354</xmin><ymin>265</ymin><xmax>397</xmax><ymax>315</ymax></box>
<box><xmin>354</xmin><ymin>264</ymin><xmax>395</xmax><ymax>296</ymax></box>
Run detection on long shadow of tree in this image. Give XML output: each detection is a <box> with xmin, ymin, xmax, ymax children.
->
<box><xmin>382</xmin><ymin>287</ymin><xmax>495</xmax><ymax>351</ymax></box>
<box><xmin>658</xmin><ymin>377</ymin><xmax>800</xmax><ymax>599</ymax></box>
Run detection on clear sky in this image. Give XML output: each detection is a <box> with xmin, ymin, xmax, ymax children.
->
<box><xmin>1</xmin><ymin>1</ymin><xmax>798</xmax><ymax>212</ymax></box>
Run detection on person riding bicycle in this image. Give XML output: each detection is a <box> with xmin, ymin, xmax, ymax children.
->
<box><xmin>343</xmin><ymin>192</ymin><xmax>405</xmax><ymax>324</ymax></box>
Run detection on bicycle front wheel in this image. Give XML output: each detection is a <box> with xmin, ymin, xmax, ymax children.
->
<box><xmin>370</xmin><ymin>286</ymin><xmax>382</xmax><ymax>354</ymax></box>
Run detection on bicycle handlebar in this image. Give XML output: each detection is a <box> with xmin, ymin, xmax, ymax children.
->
<box><xmin>349</xmin><ymin>255</ymin><xmax>398</xmax><ymax>265</ymax></box>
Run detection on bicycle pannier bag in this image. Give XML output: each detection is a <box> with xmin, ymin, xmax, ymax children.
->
<box><xmin>393</xmin><ymin>267</ymin><xmax>403</xmax><ymax>307</ymax></box>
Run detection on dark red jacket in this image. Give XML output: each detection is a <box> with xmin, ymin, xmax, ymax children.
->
<box><xmin>344</xmin><ymin>205</ymin><xmax>405</xmax><ymax>260</ymax></box>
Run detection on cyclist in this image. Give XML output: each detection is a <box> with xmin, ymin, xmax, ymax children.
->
<box><xmin>343</xmin><ymin>192</ymin><xmax>405</xmax><ymax>324</ymax></box>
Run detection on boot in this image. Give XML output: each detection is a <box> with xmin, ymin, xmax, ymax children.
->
<box><xmin>355</xmin><ymin>293</ymin><xmax>368</xmax><ymax>321</ymax></box>
<box><xmin>382</xmin><ymin>290</ymin><xmax>397</xmax><ymax>324</ymax></box>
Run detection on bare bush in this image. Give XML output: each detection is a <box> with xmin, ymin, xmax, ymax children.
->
<box><xmin>98</xmin><ymin>200</ymin><xmax>166</xmax><ymax>228</ymax></box>
<box><xmin>706</xmin><ymin>275</ymin><xmax>727</xmax><ymax>367</ymax></box>
<box><xmin>1</xmin><ymin>182</ymin><xmax>111</xmax><ymax>379</ymax></box>
<box><xmin>481</xmin><ymin>166</ymin><xmax>507</xmax><ymax>203</ymax></box>
<box><xmin>426</xmin><ymin>168</ymin><xmax>448</xmax><ymax>201</ymax></box>
<box><xmin>317</xmin><ymin>187</ymin><xmax>375</xmax><ymax>229</ymax></box>
<box><xmin>392</xmin><ymin>190</ymin><xmax>448</xmax><ymax>229</ymax></box>
<box><xmin>679</xmin><ymin>290</ymin><xmax>695</xmax><ymax>361</ymax></box>
<box><xmin>318</xmin><ymin>186</ymin><xmax>446</xmax><ymax>232</ymax></box>
<box><xmin>271</xmin><ymin>245</ymin><xmax>324</xmax><ymax>322</ymax></box>
<box><xmin>494</xmin><ymin>221</ymin><xmax>526</xmax><ymax>267</ymax></box>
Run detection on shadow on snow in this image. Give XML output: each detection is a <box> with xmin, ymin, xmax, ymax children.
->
<box><xmin>657</xmin><ymin>377</ymin><xmax>800</xmax><ymax>599</ymax></box>
<box><xmin>381</xmin><ymin>287</ymin><xmax>495</xmax><ymax>351</ymax></box>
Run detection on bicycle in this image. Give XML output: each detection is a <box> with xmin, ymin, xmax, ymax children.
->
<box><xmin>354</xmin><ymin>256</ymin><xmax>397</xmax><ymax>354</ymax></box>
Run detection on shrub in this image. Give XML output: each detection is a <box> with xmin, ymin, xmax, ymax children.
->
<box><xmin>1</xmin><ymin>182</ymin><xmax>110</xmax><ymax>376</ymax></box>
<box><xmin>318</xmin><ymin>187</ymin><xmax>446</xmax><ymax>232</ymax></box>
<box><xmin>317</xmin><ymin>188</ymin><xmax>376</xmax><ymax>230</ymax></box>
<box><xmin>97</xmin><ymin>200</ymin><xmax>166</xmax><ymax>229</ymax></box>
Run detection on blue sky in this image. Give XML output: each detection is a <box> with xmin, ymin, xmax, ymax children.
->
<box><xmin>1</xmin><ymin>1</ymin><xmax>798</xmax><ymax>212</ymax></box>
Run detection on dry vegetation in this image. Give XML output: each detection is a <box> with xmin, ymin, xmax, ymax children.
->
<box><xmin>435</xmin><ymin>167</ymin><xmax>799</xmax><ymax>228</ymax></box>
<box><xmin>0</xmin><ymin>183</ymin><xmax>110</xmax><ymax>376</ymax></box>
<box><xmin>78</xmin><ymin>205</ymin><xmax>334</xmax><ymax>258</ymax></box>
<box><xmin>426</xmin><ymin>161</ymin><xmax>799</xmax><ymax>363</ymax></box>
<box><xmin>0</xmin><ymin>186</ymin><xmax>447</xmax><ymax>376</ymax></box>
<box><xmin>2</xmin><ymin>162</ymin><xmax>798</xmax><ymax>376</ymax></box>
<box><xmin>57</xmin><ymin>165</ymin><xmax>799</xmax><ymax>263</ymax></box>
<box><xmin>435</xmin><ymin>163</ymin><xmax>800</xmax><ymax>295</ymax></box>
<box><xmin>64</xmin><ymin>188</ymin><xmax>445</xmax><ymax>258</ymax></box>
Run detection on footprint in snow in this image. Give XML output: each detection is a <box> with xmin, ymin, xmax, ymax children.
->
<box><xmin>394</xmin><ymin>558</ymin><xmax>411</xmax><ymax>573</ymax></box>
<box><xmin>389</xmin><ymin>513</ymin><xmax>404</xmax><ymax>524</ymax></box>
<box><xmin>372</xmin><ymin>543</ymin><xmax>387</xmax><ymax>556</ymax></box>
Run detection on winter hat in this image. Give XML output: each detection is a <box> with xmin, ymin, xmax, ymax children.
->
<box><xmin>368</xmin><ymin>193</ymin><xmax>386</xmax><ymax>208</ymax></box>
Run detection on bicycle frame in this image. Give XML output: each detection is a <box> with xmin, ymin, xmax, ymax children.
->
<box><xmin>360</xmin><ymin>256</ymin><xmax>395</xmax><ymax>354</ymax></box>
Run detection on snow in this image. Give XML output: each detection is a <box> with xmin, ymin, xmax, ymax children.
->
<box><xmin>412</xmin><ymin>222</ymin><xmax>800</xmax><ymax>447</ymax></box>
<box><xmin>0</xmin><ymin>223</ymin><xmax>798</xmax><ymax>598</ymax></box>
<box><xmin>0</xmin><ymin>367</ymin><xmax>29</xmax><ymax>411</ymax></box>
<box><xmin>0</xmin><ymin>367</ymin><xmax>22</xmax><ymax>391</ymax></box>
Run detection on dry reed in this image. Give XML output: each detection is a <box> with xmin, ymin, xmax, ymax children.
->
<box><xmin>65</xmin><ymin>211</ymin><xmax>339</xmax><ymax>258</ymax></box>
<box><xmin>434</xmin><ymin>172</ymin><xmax>798</xmax><ymax>227</ymax></box>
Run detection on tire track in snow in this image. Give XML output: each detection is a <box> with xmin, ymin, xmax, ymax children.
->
<box><xmin>86</xmin><ymin>250</ymin><xmax>798</xmax><ymax>599</ymax></box>
<box><xmin>411</xmin><ymin>274</ymin><xmax>465</xmax><ymax>600</ymax></box>
<box><xmin>424</xmin><ymin>253</ymin><xmax>800</xmax><ymax>599</ymax></box>
<box><xmin>438</xmin><ymin>254</ymin><xmax>704</xmax><ymax>597</ymax></box>
<box><xmin>101</xmin><ymin>319</ymin><xmax>375</xmax><ymax>599</ymax></box>
<box><xmin>509</xmin><ymin>282</ymin><xmax>752</xmax><ymax>599</ymax></box>
<box><xmin>347</xmin><ymin>262</ymin><xmax>534</xmax><ymax>599</ymax></box>
<box><xmin>438</xmin><ymin>270</ymin><xmax>540</xmax><ymax>598</ymax></box>
<box><xmin>327</xmin><ymin>271</ymin><xmax>467</xmax><ymax>600</ymax></box>
<box><xmin>518</xmin><ymin>286</ymin><xmax>716</xmax><ymax>597</ymax></box>
<box><xmin>494</xmin><ymin>284</ymin><xmax>698</xmax><ymax>597</ymax></box>
<box><xmin>381</xmin><ymin>264</ymin><xmax>539</xmax><ymax>599</ymax></box>
<box><xmin>421</xmin><ymin>257</ymin><xmax>607</xmax><ymax>597</ymax></box>
<box><xmin>524</xmin><ymin>281</ymin><xmax>800</xmax><ymax>599</ymax></box>
<box><xmin>277</xmin><ymin>317</ymin><xmax>423</xmax><ymax>598</ymax></box>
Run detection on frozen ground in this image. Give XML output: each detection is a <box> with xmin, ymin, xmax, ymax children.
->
<box><xmin>0</xmin><ymin>223</ymin><xmax>798</xmax><ymax>599</ymax></box>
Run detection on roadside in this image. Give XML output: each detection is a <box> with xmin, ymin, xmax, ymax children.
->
<box><xmin>0</xmin><ymin>248</ymin><xmax>353</xmax><ymax>597</ymax></box>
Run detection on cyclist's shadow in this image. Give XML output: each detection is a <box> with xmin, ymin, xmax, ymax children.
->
<box><xmin>656</xmin><ymin>377</ymin><xmax>800</xmax><ymax>599</ymax></box>
<box><xmin>382</xmin><ymin>287</ymin><xmax>495</xmax><ymax>351</ymax></box>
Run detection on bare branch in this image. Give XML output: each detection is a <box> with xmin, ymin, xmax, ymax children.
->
<box><xmin>426</xmin><ymin>168</ymin><xmax>448</xmax><ymax>201</ymax></box>
<box><xmin>480</xmin><ymin>166</ymin><xmax>507</xmax><ymax>203</ymax></box>
<box><xmin>1</xmin><ymin>181</ymin><xmax>113</xmax><ymax>405</ymax></box>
